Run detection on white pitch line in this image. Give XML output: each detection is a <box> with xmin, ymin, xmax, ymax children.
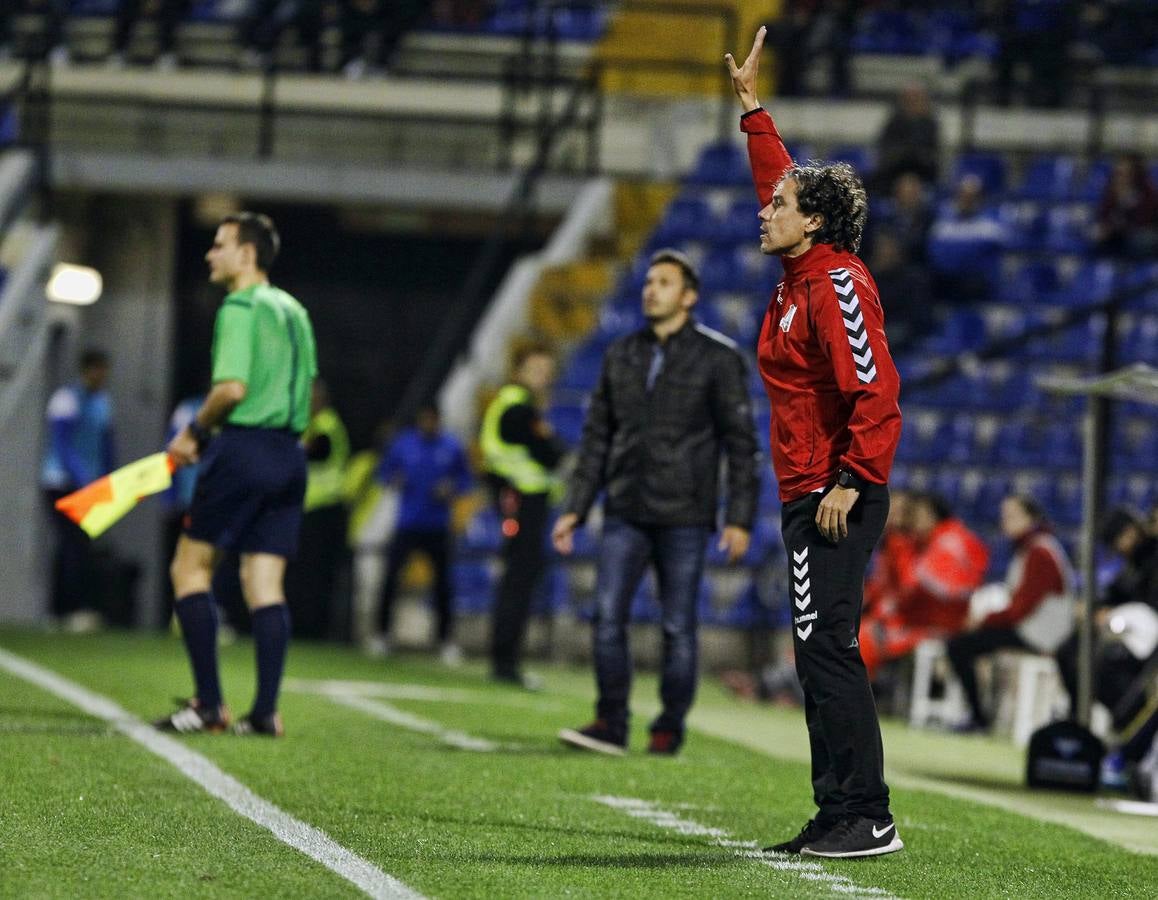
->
<box><xmin>285</xmin><ymin>678</ymin><xmax>563</xmax><ymax>711</ymax></box>
<box><xmin>593</xmin><ymin>796</ymin><xmax>898</xmax><ymax>900</ymax></box>
<box><xmin>323</xmin><ymin>692</ymin><xmax>518</xmax><ymax>752</ymax></box>
<box><xmin>0</xmin><ymin>647</ymin><xmax>423</xmax><ymax>900</ymax></box>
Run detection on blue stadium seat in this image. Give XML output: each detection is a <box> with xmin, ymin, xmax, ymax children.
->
<box><xmin>1016</xmin><ymin>155</ymin><xmax>1078</xmax><ymax>202</ymax></box>
<box><xmin>1074</xmin><ymin>159</ymin><xmax>1113</xmax><ymax>203</ymax></box>
<box><xmin>653</xmin><ymin>196</ymin><xmax>720</xmax><ymax>244</ymax></box>
<box><xmin>953</xmin><ymin>152</ymin><xmax>1007</xmax><ymax>194</ymax></box>
<box><xmin>69</xmin><ymin>0</ymin><xmax>119</xmax><ymax>15</ymax></box>
<box><xmin>1049</xmin><ymin>477</ymin><xmax>1085</xmax><ymax>526</ymax></box>
<box><xmin>718</xmin><ymin>197</ymin><xmax>763</xmax><ymax>244</ymax></box>
<box><xmin>1054</xmin><ymin>260</ymin><xmax>1117</xmax><ymax>308</ymax></box>
<box><xmin>997</xmin><ymin>201</ymin><xmax>1046</xmax><ymax>253</ymax></box>
<box><xmin>1042</xmin><ymin>422</ymin><xmax>1082</xmax><ymax>469</ymax></box>
<box><xmin>548</xmin><ymin>404</ymin><xmax>586</xmax><ymax>446</ymax></box>
<box><xmin>187</xmin><ymin>0</ymin><xmax>250</xmax><ymax>22</ymax></box>
<box><xmin>998</xmin><ymin>258</ymin><xmax>1059</xmax><ymax>305</ymax></box>
<box><xmin>558</xmin><ymin>340</ymin><xmax>606</xmax><ymax>392</ymax></box>
<box><xmin>453</xmin><ymin>562</ymin><xmax>494</xmax><ymax>614</ymax></box>
<box><xmin>1119</xmin><ymin>316</ymin><xmax>1158</xmax><ymax>365</ymax></box>
<box><xmin>531</xmin><ymin>567</ymin><xmax>568</xmax><ymax>616</ymax></box>
<box><xmin>462</xmin><ymin>509</ymin><xmax>503</xmax><ymax>555</ymax></box>
<box><xmin>1044</xmin><ymin>204</ymin><xmax>1093</xmax><ymax>255</ymax></box>
<box><xmin>687</xmin><ymin>142</ymin><xmax>750</xmax><ymax>187</ymax></box>
<box><xmin>829</xmin><ymin>145</ymin><xmax>876</xmax><ymax>177</ymax></box>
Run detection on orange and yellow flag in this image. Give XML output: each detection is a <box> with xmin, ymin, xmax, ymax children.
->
<box><xmin>55</xmin><ymin>453</ymin><xmax>175</xmax><ymax>538</ymax></box>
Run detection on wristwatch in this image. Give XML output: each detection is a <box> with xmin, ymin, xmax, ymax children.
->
<box><xmin>835</xmin><ymin>468</ymin><xmax>866</xmax><ymax>491</ymax></box>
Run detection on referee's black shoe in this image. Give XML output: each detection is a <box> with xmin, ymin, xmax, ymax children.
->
<box><xmin>232</xmin><ymin>711</ymin><xmax>285</xmax><ymax>737</ymax></box>
<box><xmin>154</xmin><ymin>698</ymin><xmax>230</xmax><ymax>734</ymax></box>
<box><xmin>763</xmin><ymin>818</ymin><xmax>834</xmax><ymax>854</ymax></box>
<box><xmin>800</xmin><ymin>815</ymin><xmax>903</xmax><ymax>858</ymax></box>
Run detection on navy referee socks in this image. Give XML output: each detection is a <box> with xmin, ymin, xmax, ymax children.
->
<box><xmin>175</xmin><ymin>592</ymin><xmax>223</xmax><ymax>711</ymax></box>
<box><xmin>251</xmin><ymin>603</ymin><xmax>291</xmax><ymax>719</ymax></box>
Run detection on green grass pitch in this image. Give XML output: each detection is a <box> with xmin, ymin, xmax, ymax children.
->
<box><xmin>0</xmin><ymin>628</ymin><xmax>1154</xmax><ymax>899</ymax></box>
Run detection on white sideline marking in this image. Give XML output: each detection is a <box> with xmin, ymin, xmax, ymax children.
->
<box><xmin>0</xmin><ymin>647</ymin><xmax>423</xmax><ymax>900</ymax></box>
<box><xmin>593</xmin><ymin>796</ymin><xmax>897</xmax><ymax>899</ymax></box>
<box><xmin>323</xmin><ymin>692</ymin><xmax>518</xmax><ymax>752</ymax></box>
<box><xmin>286</xmin><ymin>678</ymin><xmax>562</xmax><ymax>711</ymax></box>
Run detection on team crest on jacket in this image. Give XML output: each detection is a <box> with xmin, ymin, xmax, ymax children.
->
<box><xmin>829</xmin><ymin>267</ymin><xmax>877</xmax><ymax>384</ymax></box>
<box><xmin>780</xmin><ymin>303</ymin><xmax>798</xmax><ymax>333</ymax></box>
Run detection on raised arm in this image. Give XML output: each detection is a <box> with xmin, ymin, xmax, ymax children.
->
<box><xmin>726</xmin><ymin>26</ymin><xmax>794</xmax><ymax>208</ymax></box>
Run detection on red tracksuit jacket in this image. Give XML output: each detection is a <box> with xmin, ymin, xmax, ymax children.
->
<box><xmin>742</xmin><ymin>108</ymin><xmax>903</xmax><ymax>502</ymax></box>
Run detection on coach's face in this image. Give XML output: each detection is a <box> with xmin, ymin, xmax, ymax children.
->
<box><xmin>642</xmin><ymin>262</ymin><xmax>696</xmax><ymax>324</ymax></box>
<box><xmin>759</xmin><ymin>176</ymin><xmax>822</xmax><ymax>257</ymax></box>
<box><xmin>205</xmin><ymin>223</ymin><xmax>248</xmax><ymax>287</ymax></box>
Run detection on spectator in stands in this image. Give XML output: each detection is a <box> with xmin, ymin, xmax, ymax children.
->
<box><xmin>553</xmin><ymin>248</ymin><xmax>759</xmax><ymax>757</ymax></box>
<box><xmin>863</xmin><ymin>488</ymin><xmax>917</xmax><ymax>620</ymax></box>
<box><xmin>1056</xmin><ymin>507</ymin><xmax>1158</xmax><ymax>737</ymax></box>
<box><xmin>372</xmin><ymin>404</ymin><xmax>471</xmax><ymax>665</ymax></box>
<box><xmin>869</xmin><ymin>232</ymin><xmax>936</xmax><ymax>352</ymax></box>
<box><xmin>16</xmin><ymin>0</ymin><xmax>67</xmax><ymax>63</ymax></box>
<box><xmin>243</xmin><ymin>0</ymin><xmax>328</xmax><ymax>72</ymax></box>
<box><xmin>480</xmin><ymin>342</ymin><xmax>567</xmax><ymax>689</ymax></box>
<box><xmin>994</xmin><ymin>0</ymin><xmax>1077</xmax><ymax>108</ymax></box>
<box><xmin>1092</xmin><ymin>154</ymin><xmax>1158</xmax><ymax>261</ymax></box>
<box><xmin>108</xmin><ymin>0</ymin><xmax>191</xmax><ymax>70</ymax></box>
<box><xmin>41</xmin><ymin>348</ymin><xmax>116</xmax><ymax>631</ymax></box>
<box><xmin>285</xmin><ymin>380</ymin><xmax>350</xmax><ymax>640</ymax></box>
<box><xmin>874</xmin><ymin>83</ymin><xmax>941</xmax><ymax>190</ymax></box>
<box><xmin>339</xmin><ymin>0</ymin><xmax>427</xmax><ymax>78</ymax></box>
<box><xmin>859</xmin><ymin>492</ymin><xmax>989</xmax><ymax>679</ymax></box>
<box><xmin>927</xmin><ymin>174</ymin><xmax>1006</xmax><ymax>305</ymax></box>
<box><xmin>872</xmin><ymin>172</ymin><xmax>934</xmax><ymax>264</ymax></box>
<box><xmin>946</xmin><ymin>494</ymin><xmax>1076</xmax><ymax>732</ymax></box>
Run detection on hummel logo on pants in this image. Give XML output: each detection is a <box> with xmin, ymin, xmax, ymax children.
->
<box><xmin>781</xmin><ymin>483</ymin><xmax>893</xmax><ymax>824</ymax></box>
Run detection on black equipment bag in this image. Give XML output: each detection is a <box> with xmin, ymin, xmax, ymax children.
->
<box><xmin>1026</xmin><ymin>719</ymin><xmax>1105</xmax><ymax>792</ymax></box>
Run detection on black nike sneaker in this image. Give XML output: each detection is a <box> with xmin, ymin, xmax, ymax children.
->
<box><xmin>153</xmin><ymin>698</ymin><xmax>230</xmax><ymax>734</ymax></box>
<box><xmin>232</xmin><ymin>712</ymin><xmax>285</xmax><ymax>737</ymax></box>
<box><xmin>800</xmin><ymin>816</ymin><xmax>904</xmax><ymax>858</ymax></box>
<box><xmin>763</xmin><ymin>818</ymin><xmax>834</xmax><ymax>854</ymax></box>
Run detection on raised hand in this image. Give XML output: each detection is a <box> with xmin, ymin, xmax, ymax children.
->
<box><xmin>724</xmin><ymin>25</ymin><xmax>766</xmax><ymax>113</ymax></box>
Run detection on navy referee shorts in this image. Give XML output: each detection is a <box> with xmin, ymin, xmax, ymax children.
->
<box><xmin>185</xmin><ymin>426</ymin><xmax>307</xmax><ymax>558</ymax></box>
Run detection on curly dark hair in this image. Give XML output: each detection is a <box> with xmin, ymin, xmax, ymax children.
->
<box><xmin>787</xmin><ymin>162</ymin><xmax>868</xmax><ymax>254</ymax></box>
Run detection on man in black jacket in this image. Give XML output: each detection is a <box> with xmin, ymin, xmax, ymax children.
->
<box><xmin>554</xmin><ymin>249</ymin><xmax>760</xmax><ymax>755</ymax></box>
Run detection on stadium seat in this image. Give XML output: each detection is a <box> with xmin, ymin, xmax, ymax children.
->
<box><xmin>547</xmin><ymin>404</ymin><xmax>587</xmax><ymax>446</ymax></box>
<box><xmin>453</xmin><ymin>562</ymin><xmax>495</xmax><ymax>614</ymax></box>
<box><xmin>953</xmin><ymin>152</ymin><xmax>1007</xmax><ymax>194</ymax></box>
<box><xmin>1015</xmin><ymin>155</ymin><xmax>1078</xmax><ymax>202</ymax></box>
<box><xmin>462</xmin><ymin>508</ymin><xmax>503</xmax><ymax>555</ymax></box>
<box><xmin>653</xmin><ymin>196</ymin><xmax>720</xmax><ymax>244</ymax></box>
<box><xmin>829</xmin><ymin>145</ymin><xmax>876</xmax><ymax>177</ymax></box>
<box><xmin>687</xmin><ymin>142</ymin><xmax>750</xmax><ymax>187</ymax></box>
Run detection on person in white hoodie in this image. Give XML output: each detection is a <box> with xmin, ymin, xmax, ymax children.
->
<box><xmin>947</xmin><ymin>494</ymin><xmax>1075</xmax><ymax>732</ymax></box>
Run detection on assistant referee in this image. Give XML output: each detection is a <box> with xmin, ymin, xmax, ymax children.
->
<box><xmin>156</xmin><ymin>212</ymin><xmax>318</xmax><ymax>738</ymax></box>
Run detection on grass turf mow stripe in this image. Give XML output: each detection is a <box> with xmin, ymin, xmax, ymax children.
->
<box><xmin>594</xmin><ymin>796</ymin><xmax>897</xmax><ymax>899</ymax></box>
<box><xmin>0</xmin><ymin>646</ymin><xmax>423</xmax><ymax>900</ymax></box>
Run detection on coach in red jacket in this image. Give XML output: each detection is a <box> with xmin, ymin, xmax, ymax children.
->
<box><xmin>727</xmin><ymin>28</ymin><xmax>904</xmax><ymax>859</ymax></box>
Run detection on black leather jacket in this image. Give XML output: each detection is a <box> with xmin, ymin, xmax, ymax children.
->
<box><xmin>564</xmin><ymin>320</ymin><xmax>760</xmax><ymax>529</ymax></box>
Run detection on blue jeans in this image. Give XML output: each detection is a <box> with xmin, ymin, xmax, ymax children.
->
<box><xmin>593</xmin><ymin>517</ymin><xmax>709</xmax><ymax>736</ymax></box>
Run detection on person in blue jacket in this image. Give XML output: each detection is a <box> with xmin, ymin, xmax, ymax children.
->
<box><xmin>373</xmin><ymin>404</ymin><xmax>472</xmax><ymax>664</ymax></box>
<box><xmin>41</xmin><ymin>348</ymin><xmax>116</xmax><ymax>627</ymax></box>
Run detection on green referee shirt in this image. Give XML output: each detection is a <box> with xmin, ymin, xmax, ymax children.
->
<box><xmin>211</xmin><ymin>283</ymin><xmax>318</xmax><ymax>434</ymax></box>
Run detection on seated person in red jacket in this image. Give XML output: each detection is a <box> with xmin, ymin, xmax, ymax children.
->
<box><xmin>946</xmin><ymin>494</ymin><xmax>1076</xmax><ymax>732</ymax></box>
<box><xmin>863</xmin><ymin>488</ymin><xmax>918</xmax><ymax>619</ymax></box>
<box><xmin>859</xmin><ymin>492</ymin><xmax>989</xmax><ymax>679</ymax></box>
